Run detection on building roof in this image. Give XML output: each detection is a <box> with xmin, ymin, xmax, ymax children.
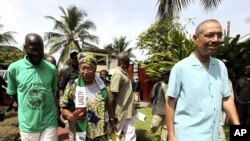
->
<box><xmin>82</xmin><ymin>47</ymin><xmax>110</xmax><ymax>54</ymax></box>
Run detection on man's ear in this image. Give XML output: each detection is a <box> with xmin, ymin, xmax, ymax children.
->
<box><xmin>23</xmin><ymin>44</ymin><xmax>27</xmax><ymax>52</ymax></box>
<box><xmin>193</xmin><ymin>34</ymin><xmax>199</xmax><ymax>45</ymax></box>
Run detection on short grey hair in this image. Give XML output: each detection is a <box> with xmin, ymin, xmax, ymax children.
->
<box><xmin>195</xmin><ymin>19</ymin><xmax>220</xmax><ymax>34</ymax></box>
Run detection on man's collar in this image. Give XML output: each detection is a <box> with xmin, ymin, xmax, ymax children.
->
<box><xmin>117</xmin><ymin>66</ymin><xmax>128</xmax><ymax>75</ymax></box>
<box><xmin>24</xmin><ymin>55</ymin><xmax>44</xmax><ymax>68</ymax></box>
<box><xmin>189</xmin><ymin>53</ymin><xmax>215</xmax><ymax>66</ymax></box>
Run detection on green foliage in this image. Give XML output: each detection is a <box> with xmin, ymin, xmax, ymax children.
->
<box><xmin>215</xmin><ymin>35</ymin><xmax>250</xmax><ymax>84</ymax></box>
<box><xmin>157</xmin><ymin>0</ymin><xmax>223</xmax><ymax>19</ymax></box>
<box><xmin>137</xmin><ymin>18</ymin><xmax>193</xmax><ymax>80</ymax></box>
<box><xmin>0</xmin><ymin>24</ymin><xmax>17</xmax><ymax>46</ymax></box>
<box><xmin>44</xmin><ymin>5</ymin><xmax>99</xmax><ymax>65</ymax></box>
<box><xmin>0</xmin><ymin>112</ymin><xmax>20</xmax><ymax>141</ymax></box>
<box><xmin>104</xmin><ymin>36</ymin><xmax>135</xmax><ymax>60</ymax></box>
<box><xmin>104</xmin><ymin>36</ymin><xmax>135</xmax><ymax>67</ymax></box>
<box><xmin>0</xmin><ymin>48</ymin><xmax>24</xmax><ymax>69</ymax></box>
<box><xmin>0</xmin><ymin>23</ymin><xmax>20</xmax><ymax>69</ymax></box>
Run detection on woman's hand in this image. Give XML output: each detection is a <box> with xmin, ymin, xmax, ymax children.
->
<box><xmin>68</xmin><ymin>108</ymin><xmax>85</xmax><ymax>121</ymax></box>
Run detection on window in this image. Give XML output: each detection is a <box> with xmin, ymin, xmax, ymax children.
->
<box><xmin>96</xmin><ymin>55</ymin><xmax>107</xmax><ymax>65</ymax></box>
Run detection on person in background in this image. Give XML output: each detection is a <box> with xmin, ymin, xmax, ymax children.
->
<box><xmin>58</xmin><ymin>50</ymin><xmax>79</xmax><ymax>140</ymax></box>
<box><xmin>132</xmin><ymin>77</ymin><xmax>140</xmax><ymax>101</ymax></box>
<box><xmin>150</xmin><ymin>71</ymin><xmax>170</xmax><ymax>141</ymax></box>
<box><xmin>99</xmin><ymin>69</ymin><xmax>110</xmax><ymax>86</ymax></box>
<box><xmin>60</xmin><ymin>52</ymin><xmax>109</xmax><ymax>141</ymax></box>
<box><xmin>58</xmin><ymin>50</ymin><xmax>79</xmax><ymax>96</ymax></box>
<box><xmin>109</xmin><ymin>52</ymin><xmax>136</xmax><ymax>141</ymax></box>
<box><xmin>45</xmin><ymin>55</ymin><xmax>65</xmax><ymax>128</ymax></box>
<box><xmin>235</xmin><ymin>63</ymin><xmax>250</xmax><ymax>125</ymax></box>
<box><xmin>0</xmin><ymin>76</ymin><xmax>7</xmax><ymax>106</ymax></box>
<box><xmin>166</xmin><ymin>19</ymin><xmax>239</xmax><ymax>141</ymax></box>
<box><xmin>7</xmin><ymin>33</ymin><xmax>58</xmax><ymax>141</ymax></box>
<box><xmin>46</xmin><ymin>55</ymin><xmax>56</xmax><ymax>66</ymax></box>
<box><xmin>100</xmin><ymin>69</ymin><xmax>109</xmax><ymax>79</ymax></box>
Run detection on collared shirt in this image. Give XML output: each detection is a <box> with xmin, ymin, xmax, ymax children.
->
<box><xmin>7</xmin><ymin>56</ymin><xmax>58</xmax><ymax>132</ymax></box>
<box><xmin>167</xmin><ymin>53</ymin><xmax>230</xmax><ymax>141</ymax></box>
<box><xmin>109</xmin><ymin>67</ymin><xmax>136</xmax><ymax>121</ymax></box>
<box><xmin>150</xmin><ymin>81</ymin><xmax>167</xmax><ymax>115</ymax></box>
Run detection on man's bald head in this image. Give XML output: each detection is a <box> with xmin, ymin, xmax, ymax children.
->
<box><xmin>117</xmin><ymin>52</ymin><xmax>130</xmax><ymax>70</ymax></box>
<box><xmin>24</xmin><ymin>33</ymin><xmax>44</xmax><ymax>65</ymax></box>
<box><xmin>25</xmin><ymin>33</ymin><xmax>44</xmax><ymax>46</ymax></box>
<box><xmin>46</xmin><ymin>56</ymin><xmax>57</xmax><ymax>66</ymax></box>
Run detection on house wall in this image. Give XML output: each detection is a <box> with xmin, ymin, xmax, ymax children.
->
<box><xmin>138</xmin><ymin>64</ymin><xmax>156</xmax><ymax>102</ymax></box>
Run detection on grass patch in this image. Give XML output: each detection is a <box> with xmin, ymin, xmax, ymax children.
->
<box><xmin>135</xmin><ymin>107</ymin><xmax>230</xmax><ymax>141</ymax></box>
<box><xmin>0</xmin><ymin>111</ymin><xmax>20</xmax><ymax>141</ymax></box>
<box><xmin>136</xmin><ymin>107</ymin><xmax>161</xmax><ymax>141</ymax></box>
<box><xmin>225</xmin><ymin>125</ymin><xmax>230</xmax><ymax>141</ymax></box>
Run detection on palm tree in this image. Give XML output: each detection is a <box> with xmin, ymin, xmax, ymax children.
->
<box><xmin>0</xmin><ymin>24</ymin><xmax>17</xmax><ymax>48</ymax></box>
<box><xmin>157</xmin><ymin>0</ymin><xmax>223</xmax><ymax>19</ymax></box>
<box><xmin>104</xmin><ymin>36</ymin><xmax>135</xmax><ymax>60</ymax></box>
<box><xmin>44</xmin><ymin>5</ymin><xmax>99</xmax><ymax>65</ymax></box>
<box><xmin>0</xmin><ymin>23</ymin><xmax>22</xmax><ymax>69</ymax></box>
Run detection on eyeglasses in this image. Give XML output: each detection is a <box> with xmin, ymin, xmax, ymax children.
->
<box><xmin>198</xmin><ymin>32</ymin><xmax>224</xmax><ymax>39</ymax></box>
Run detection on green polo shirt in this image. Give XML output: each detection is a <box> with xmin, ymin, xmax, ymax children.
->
<box><xmin>7</xmin><ymin>56</ymin><xmax>58</xmax><ymax>132</ymax></box>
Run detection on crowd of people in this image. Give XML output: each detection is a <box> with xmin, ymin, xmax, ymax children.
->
<box><xmin>1</xmin><ymin>18</ymin><xmax>250</xmax><ymax>141</ymax></box>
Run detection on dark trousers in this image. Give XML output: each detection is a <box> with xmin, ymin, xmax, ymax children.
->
<box><xmin>237</xmin><ymin>102</ymin><xmax>250</xmax><ymax>125</ymax></box>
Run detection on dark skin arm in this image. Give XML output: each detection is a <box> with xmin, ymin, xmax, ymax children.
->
<box><xmin>108</xmin><ymin>91</ymin><xmax>118</xmax><ymax>132</ymax></box>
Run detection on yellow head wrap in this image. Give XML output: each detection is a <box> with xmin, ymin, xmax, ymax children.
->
<box><xmin>77</xmin><ymin>52</ymin><xmax>97</xmax><ymax>68</ymax></box>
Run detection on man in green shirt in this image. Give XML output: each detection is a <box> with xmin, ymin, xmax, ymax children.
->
<box><xmin>7</xmin><ymin>33</ymin><xmax>58</xmax><ymax>141</ymax></box>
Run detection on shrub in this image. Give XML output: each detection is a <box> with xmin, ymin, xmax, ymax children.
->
<box><xmin>0</xmin><ymin>112</ymin><xmax>20</xmax><ymax>141</ymax></box>
<box><xmin>0</xmin><ymin>126</ymin><xmax>20</xmax><ymax>141</ymax></box>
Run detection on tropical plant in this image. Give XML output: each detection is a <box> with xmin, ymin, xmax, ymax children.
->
<box><xmin>44</xmin><ymin>5</ymin><xmax>99</xmax><ymax>65</ymax></box>
<box><xmin>104</xmin><ymin>36</ymin><xmax>135</xmax><ymax>60</ymax></box>
<box><xmin>136</xmin><ymin>18</ymin><xmax>193</xmax><ymax>81</ymax></box>
<box><xmin>0</xmin><ymin>112</ymin><xmax>20</xmax><ymax>141</ymax></box>
<box><xmin>0</xmin><ymin>47</ymin><xmax>24</xmax><ymax>69</ymax></box>
<box><xmin>0</xmin><ymin>23</ymin><xmax>21</xmax><ymax>69</ymax></box>
<box><xmin>157</xmin><ymin>0</ymin><xmax>223</xmax><ymax>19</ymax></box>
<box><xmin>0</xmin><ymin>24</ymin><xmax>17</xmax><ymax>48</ymax></box>
<box><xmin>215</xmin><ymin>35</ymin><xmax>250</xmax><ymax>84</ymax></box>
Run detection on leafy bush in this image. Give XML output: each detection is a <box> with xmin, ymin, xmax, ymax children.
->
<box><xmin>0</xmin><ymin>112</ymin><xmax>20</xmax><ymax>141</ymax></box>
<box><xmin>0</xmin><ymin>116</ymin><xmax>18</xmax><ymax>127</ymax></box>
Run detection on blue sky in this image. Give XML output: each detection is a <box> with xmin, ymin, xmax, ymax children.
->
<box><xmin>0</xmin><ymin>0</ymin><xmax>249</xmax><ymax>60</ymax></box>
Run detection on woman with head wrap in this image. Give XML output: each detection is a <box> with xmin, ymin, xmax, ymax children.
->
<box><xmin>60</xmin><ymin>52</ymin><xmax>109</xmax><ymax>141</ymax></box>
